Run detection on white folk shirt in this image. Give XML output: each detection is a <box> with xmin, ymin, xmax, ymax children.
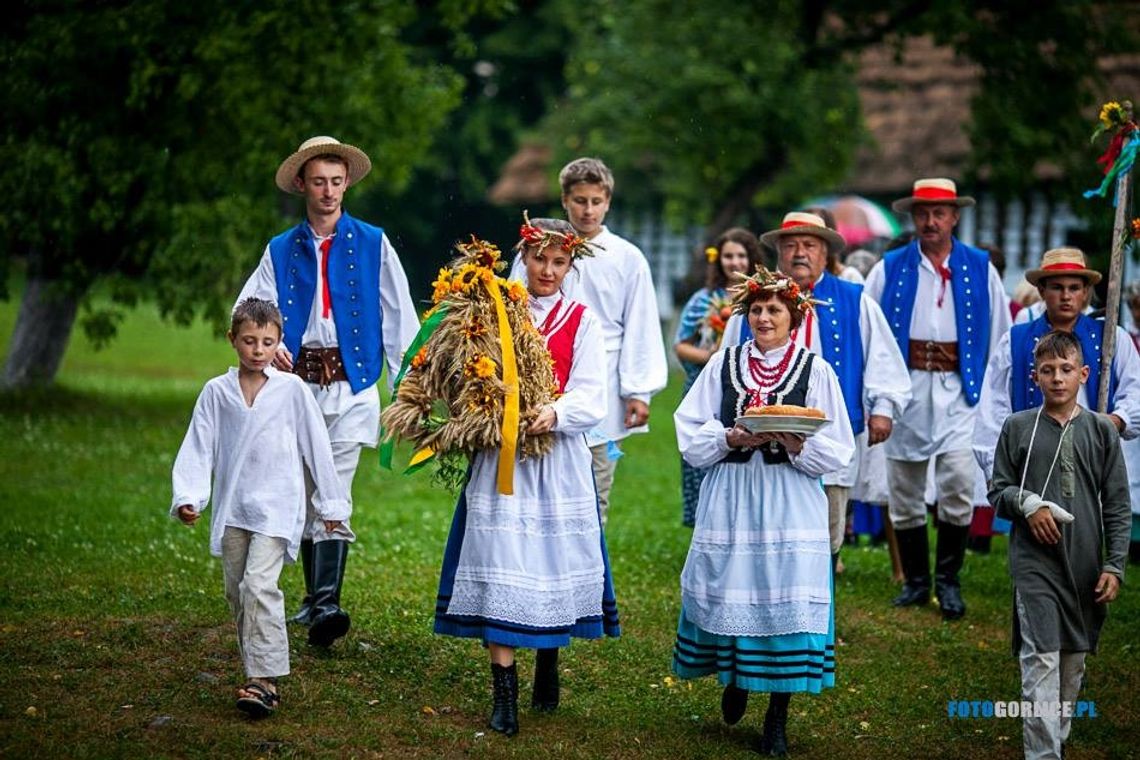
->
<box><xmin>864</xmin><ymin>252</ymin><xmax>1011</xmax><ymax>462</ymax></box>
<box><xmin>510</xmin><ymin>226</ymin><xmax>668</xmax><ymax>442</ymax></box>
<box><xmin>720</xmin><ymin>280</ymin><xmax>912</xmax><ymax>486</ymax></box>
<box><xmin>972</xmin><ymin>324</ymin><xmax>1140</xmax><ymax>480</ymax></box>
<box><xmin>171</xmin><ymin>367</ymin><xmax>351</xmax><ymax>562</ymax></box>
<box><xmin>237</xmin><ymin>230</ymin><xmax>420</xmax><ymax>446</ymax></box>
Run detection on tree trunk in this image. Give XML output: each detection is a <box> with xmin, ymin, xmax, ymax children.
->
<box><xmin>704</xmin><ymin>154</ymin><xmax>786</xmax><ymax>239</ymax></box>
<box><xmin>2</xmin><ymin>275</ymin><xmax>81</xmax><ymax>388</ymax></box>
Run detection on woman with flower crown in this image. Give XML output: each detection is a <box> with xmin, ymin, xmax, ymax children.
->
<box><xmin>671</xmin><ymin>267</ymin><xmax>854</xmax><ymax>757</ymax></box>
<box><xmin>673</xmin><ymin>228</ymin><xmax>766</xmax><ymax>527</ymax></box>
<box><xmin>433</xmin><ymin>216</ymin><xmax>619</xmax><ymax>738</ymax></box>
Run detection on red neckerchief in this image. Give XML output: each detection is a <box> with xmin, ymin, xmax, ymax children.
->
<box><xmin>936</xmin><ymin>262</ymin><xmax>952</xmax><ymax>308</ymax></box>
<box><xmin>319</xmin><ymin>237</ymin><xmax>333</xmax><ymax>318</ymax></box>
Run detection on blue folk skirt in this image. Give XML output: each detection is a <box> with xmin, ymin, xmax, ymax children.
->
<box><xmin>671</xmin><ymin>582</ymin><xmax>836</xmax><ymax>694</ymax></box>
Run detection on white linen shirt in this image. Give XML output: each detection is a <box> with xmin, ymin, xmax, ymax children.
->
<box><xmin>171</xmin><ymin>367</ymin><xmax>351</xmax><ymax>562</ymax></box>
<box><xmin>864</xmin><ymin>250</ymin><xmax>1011</xmax><ymax>461</ymax></box>
<box><xmin>510</xmin><ymin>226</ymin><xmax>667</xmax><ymax>442</ymax></box>
<box><xmin>973</xmin><ymin>324</ymin><xmax>1140</xmax><ymax>480</ymax></box>
<box><xmin>720</xmin><ymin>279</ymin><xmax>911</xmax><ymax>486</ymax></box>
<box><xmin>674</xmin><ymin>341</ymin><xmax>855</xmax><ymax>477</ymax></box>
<box><xmin>236</xmin><ymin>230</ymin><xmax>420</xmax><ymax>446</ymax></box>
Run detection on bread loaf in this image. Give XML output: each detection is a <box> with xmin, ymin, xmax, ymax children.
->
<box><xmin>743</xmin><ymin>404</ymin><xmax>825</xmax><ymax>419</ymax></box>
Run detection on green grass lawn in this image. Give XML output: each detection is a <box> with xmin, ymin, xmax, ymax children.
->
<box><xmin>0</xmin><ymin>300</ymin><xmax>1136</xmax><ymax>758</ymax></box>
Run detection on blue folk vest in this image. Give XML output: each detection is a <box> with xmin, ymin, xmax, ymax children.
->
<box><xmin>1008</xmin><ymin>313</ymin><xmax>1117</xmax><ymax>412</ymax></box>
<box><xmin>268</xmin><ymin>212</ymin><xmax>384</xmax><ymax>394</ymax></box>
<box><xmin>812</xmin><ymin>273</ymin><xmax>866</xmax><ymax>435</ymax></box>
<box><xmin>879</xmin><ymin>238</ymin><xmax>991</xmax><ymax>405</ymax></box>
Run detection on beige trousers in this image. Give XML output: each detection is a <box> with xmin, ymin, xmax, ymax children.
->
<box><xmin>886</xmin><ymin>449</ymin><xmax>974</xmax><ymax>530</ymax></box>
<box><xmin>1016</xmin><ymin>591</ymin><xmax>1087</xmax><ymax>760</ymax></box>
<box><xmin>222</xmin><ymin>527</ymin><xmax>290</xmax><ymax>678</ymax></box>
<box><xmin>825</xmin><ymin>485</ymin><xmax>850</xmax><ymax>554</ymax></box>
<box><xmin>303</xmin><ymin>440</ymin><xmax>360</xmax><ymax>542</ymax></box>
<box><xmin>590</xmin><ymin>442</ymin><xmax>621</xmax><ymax>526</ymax></box>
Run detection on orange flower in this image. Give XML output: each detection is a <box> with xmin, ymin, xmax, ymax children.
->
<box><xmin>410</xmin><ymin>346</ymin><xmax>428</xmax><ymax>369</ymax></box>
<box><xmin>462</xmin><ymin>318</ymin><xmax>487</xmax><ymax>340</ymax></box>
<box><xmin>464</xmin><ymin>355</ymin><xmax>497</xmax><ymax>379</ymax></box>
<box><xmin>1131</xmin><ymin>217</ymin><xmax>1140</xmax><ymax>239</ymax></box>
<box><xmin>506</xmin><ymin>281</ymin><xmax>528</xmax><ymax>303</ymax></box>
<box><xmin>431</xmin><ymin>268</ymin><xmax>453</xmax><ymax>303</ymax></box>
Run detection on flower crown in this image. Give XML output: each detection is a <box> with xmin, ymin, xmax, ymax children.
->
<box><xmin>516</xmin><ymin>210</ymin><xmax>597</xmax><ymax>260</ymax></box>
<box><xmin>728</xmin><ymin>265</ymin><xmax>824</xmax><ymax>316</ymax></box>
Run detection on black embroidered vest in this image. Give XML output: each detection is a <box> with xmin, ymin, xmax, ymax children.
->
<box><xmin>719</xmin><ymin>343</ymin><xmax>815</xmax><ymax>465</ymax></box>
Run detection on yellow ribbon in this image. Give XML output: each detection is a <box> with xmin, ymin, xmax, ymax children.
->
<box><xmin>408</xmin><ymin>446</ymin><xmax>435</xmax><ymax>468</ymax></box>
<box><xmin>485</xmin><ymin>278</ymin><xmax>519</xmax><ymax>495</ymax></box>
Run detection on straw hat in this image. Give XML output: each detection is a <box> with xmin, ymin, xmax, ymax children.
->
<box><xmin>1025</xmin><ymin>247</ymin><xmax>1102</xmax><ymax>286</ymax></box>
<box><xmin>891</xmin><ymin>178</ymin><xmax>976</xmax><ymax>213</ymax></box>
<box><xmin>759</xmin><ymin>212</ymin><xmax>846</xmax><ymax>256</ymax></box>
<box><xmin>275</xmin><ymin>136</ymin><xmax>372</xmax><ymax>194</ymax></box>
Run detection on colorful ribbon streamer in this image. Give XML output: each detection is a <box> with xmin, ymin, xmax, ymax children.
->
<box><xmin>1084</xmin><ymin>131</ymin><xmax>1137</xmax><ymax>206</ymax></box>
<box><xmin>485</xmin><ymin>278</ymin><xmax>520</xmax><ymax>495</ymax></box>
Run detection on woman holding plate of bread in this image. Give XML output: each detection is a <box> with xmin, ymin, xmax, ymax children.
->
<box><xmin>671</xmin><ymin>265</ymin><xmax>855</xmax><ymax>756</ymax></box>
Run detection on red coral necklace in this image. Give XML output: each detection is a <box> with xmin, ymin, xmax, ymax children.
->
<box><xmin>746</xmin><ymin>342</ymin><xmax>795</xmax><ymax>406</ymax></box>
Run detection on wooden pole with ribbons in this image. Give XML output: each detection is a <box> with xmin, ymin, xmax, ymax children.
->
<box><xmin>1085</xmin><ymin>99</ymin><xmax>1137</xmax><ymax>414</ymax></box>
<box><xmin>1097</xmin><ymin>163</ymin><xmax>1135</xmax><ymax>413</ymax></box>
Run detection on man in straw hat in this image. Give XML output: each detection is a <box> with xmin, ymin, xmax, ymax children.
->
<box><xmin>865</xmin><ymin>178</ymin><xmax>1011</xmax><ymax>620</ymax></box>
<box><xmin>722</xmin><ymin>212</ymin><xmax>911</xmax><ymax>574</ymax></box>
<box><xmin>237</xmin><ymin>136</ymin><xmax>420</xmax><ymax>647</ymax></box>
<box><xmin>974</xmin><ymin>246</ymin><xmax>1140</xmax><ymax>480</ymax></box>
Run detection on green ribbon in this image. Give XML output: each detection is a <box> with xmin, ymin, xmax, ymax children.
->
<box><xmin>378</xmin><ymin>304</ymin><xmax>450</xmax><ymax>470</ymax></box>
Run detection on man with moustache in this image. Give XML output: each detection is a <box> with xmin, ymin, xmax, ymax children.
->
<box><xmin>864</xmin><ymin>178</ymin><xmax>1011</xmax><ymax>621</ymax></box>
<box><xmin>723</xmin><ymin>212</ymin><xmax>911</xmax><ymax>572</ymax></box>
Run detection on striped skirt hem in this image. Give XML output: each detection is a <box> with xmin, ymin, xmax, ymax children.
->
<box><xmin>671</xmin><ymin>610</ymin><xmax>835</xmax><ymax>694</ymax></box>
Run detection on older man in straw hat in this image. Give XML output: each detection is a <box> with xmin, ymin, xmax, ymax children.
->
<box><xmin>722</xmin><ymin>212</ymin><xmax>911</xmax><ymax>574</ymax></box>
<box><xmin>237</xmin><ymin>136</ymin><xmax>419</xmax><ymax>647</ymax></box>
<box><xmin>974</xmin><ymin>247</ymin><xmax>1140</xmax><ymax>479</ymax></box>
<box><xmin>864</xmin><ymin>178</ymin><xmax>1011</xmax><ymax>621</ymax></box>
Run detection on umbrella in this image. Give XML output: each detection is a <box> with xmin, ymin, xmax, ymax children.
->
<box><xmin>809</xmin><ymin>194</ymin><xmax>903</xmax><ymax>248</ymax></box>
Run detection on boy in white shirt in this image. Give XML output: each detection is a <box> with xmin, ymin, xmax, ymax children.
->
<box><xmin>509</xmin><ymin>157</ymin><xmax>668</xmax><ymax>524</ymax></box>
<box><xmin>171</xmin><ymin>298</ymin><xmax>350</xmax><ymax>718</ymax></box>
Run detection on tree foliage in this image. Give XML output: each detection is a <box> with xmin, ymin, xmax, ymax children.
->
<box><xmin>0</xmin><ymin>0</ymin><xmax>506</xmax><ymax>353</ymax></box>
<box><xmin>538</xmin><ymin>0</ymin><xmax>1135</xmax><ymax>233</ymax></box>
<box><xmin>365</xmin><ymin>0</ymin><xmax>573</xmax><ymax>296</ymax></box>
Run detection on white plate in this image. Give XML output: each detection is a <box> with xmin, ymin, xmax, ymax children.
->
<box><xmin>734</xmin><ymin>414</ymin><xmax>832</xmax><ymax>436</ymax></box>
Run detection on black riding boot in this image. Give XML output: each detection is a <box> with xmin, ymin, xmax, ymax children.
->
<box><xmin>891</xmin><ymin>525</ymin><xmax>931</xmax><ymax>607</ymax></box>
<box><xmin>721</xmin><ymin>684</ymin><xmax>748</xmax><ymax>725</ymax></box>
<box><xmin>532</xmin><ymin>648</ymin><xmax>560</xmax><ymax>711</ymax></box>
<box><xmin>935</xmin><ymin>523</ymin><xmax>969</xmax><ymax>620</ymax></box>
<box><xmin>308</xmin><ymin>540</ymin><xmax>351</xmax><ymax>647</ymax></box>
<box><xmin>757</xmin><ymin>692</ymin><xmax>790</xmax><ymax>756</ymax></box>
<box><xmin>489</xmin><ymin>662</ymin><xmax>519</xmax><ymax>736</ymax></box>
<box><xmin>288</xmin><ymin>539</ymin><xmax>315</xmax><ymax>625</ymax></box>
